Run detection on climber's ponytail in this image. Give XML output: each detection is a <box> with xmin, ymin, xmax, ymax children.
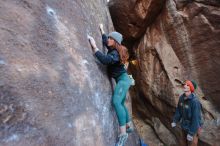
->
<box><xmin>115</xmin><ymin>43</ymin><xmax>129</xmax><ymax>65</ymax></box>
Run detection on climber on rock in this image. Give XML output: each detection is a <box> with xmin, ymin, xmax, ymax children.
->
<box><xmin>171</xmin><ymin>80</ymin><xmax>203</xmax><ymax>146</ymax></box>
<box><xmin>88</xmin><ymin>24</ymin><xmax>134</xmax><ymax>146</ymax></box>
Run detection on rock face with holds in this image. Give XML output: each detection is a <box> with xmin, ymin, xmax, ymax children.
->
<box><xmin>109</xmin><ymin>0</ymin><xmax>220</xmax><ymax>146</ymax></box>
<box><xmin>0</xmin><ymin>0</ymin><xmax>140</xmax><ymax>146</ymax></box>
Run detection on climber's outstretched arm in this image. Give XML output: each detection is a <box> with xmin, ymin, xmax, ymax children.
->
<box><xmin>88</xmin><ymin>35</ymin><xmax>119</xmax><ymax>65</ymax></box>
<box><xmin>87</xmin><ymin>23</ymin><xmax>105</xmax><ymax>53</ymax></box>
<box><xmin>99</xmin><ymin>24</ymin><xmax>111</xmax><ymax>50</ymax></box>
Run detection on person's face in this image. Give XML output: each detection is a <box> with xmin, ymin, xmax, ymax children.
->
<box><xmin>183</xmin><ymin>83</ymin><xmax>191</xmax><ymax>92</ymax></box>
<box><xmin>107</xmin><ymin>37</ymin><xmax>115</xmax><ymax>47</ymax></box>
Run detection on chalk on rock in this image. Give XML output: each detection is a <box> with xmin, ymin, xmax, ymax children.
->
<box><xmin>46</xmin><ymin>6</ymin><xmax>56</xmax><ymax>16</ymax></box>
<box><xmin>0</xmin><ymin>60</ymin><xmax>6</xmax><ymax>65</ymax></box>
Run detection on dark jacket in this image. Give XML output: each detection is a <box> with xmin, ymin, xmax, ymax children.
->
<box><xmin>94</xmin><ymin>34</ymin><xmax>126</xmax><ymax>78</ymax></box>
<box><xmin>173</xmin><ymin>93</ymin><xmax>203</xmax><ymax>136</ymax></box>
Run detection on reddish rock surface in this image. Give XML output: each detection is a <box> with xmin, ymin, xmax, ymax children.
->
<box><xmin>109</xmin><ymin>0</ymin><xmax>220</xmax><ymax>145</ymax></box>
<box><xmin>0</xmin><ymin>0</ymin><xmax>140</xmax><ymax>145</ymax></box>
<box><xmin>108</xmin><ymin>0</ymin><xmax>166</xmax><ymax>41</ymax></box>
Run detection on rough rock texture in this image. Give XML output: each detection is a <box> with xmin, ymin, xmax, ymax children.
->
<box><xmin>109</xmin><ymin>0</ymin><xmax>220</xmax><ymax>146</ymax></box>
<box><xmin>108</xmin><ymin>0</ymin><xmax>166</xmax><ymax>41</ymax></box>
<box><xmin>0</xmin><ymin>0</ymin><xmax>140</xmax><ymax>146</ymax></box>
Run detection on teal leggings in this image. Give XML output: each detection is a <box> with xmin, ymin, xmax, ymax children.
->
<box><xmin>112</xmin><ymin>73</ymin><xmax>132</xmax><ymax>126</ymax></box>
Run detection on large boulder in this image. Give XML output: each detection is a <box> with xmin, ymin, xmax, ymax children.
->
<box><xmin>0</xmin><ymin>0</ymin><xmax>140</xmax><ymax>146</ymax></box>
<box><xmin>108</xmin><ymin>0</ymin><xmax>165</xmax><ymax>41</ymax></box>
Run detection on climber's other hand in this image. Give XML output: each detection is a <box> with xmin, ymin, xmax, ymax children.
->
<box><xmin>99</xmin><ymin>24</ymin><xmax>104</xmax><ymax>34</ymax></box>
<box><xmin>87</xmin><ymin>35</ymin><xmax>99</xmax><ymax>53</ymax></box>
<box><xmin>88</xmin><ymin>35</ymin><xmax>97</xmax><ymax>48</ymax></box>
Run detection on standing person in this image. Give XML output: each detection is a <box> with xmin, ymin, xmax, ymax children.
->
<box><xmin>88</xmin><ymin>24</ymin><xmax>133</xmax><ymax>146</ymax></box>
<box><xmin>171</xmin><ymin>80</ymin><xmax>203</xmax><ymax>146</ymax></box>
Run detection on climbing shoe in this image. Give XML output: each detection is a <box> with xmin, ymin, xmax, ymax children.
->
<box><xmin>126</xmin><ymin>123</ymin><xmax>134</xmax><ymax>133</ymax></box>
<box><xmin>115</xmin><ymin>133</ymin><xmax>128</xmax><ymax>146</ymax></box>
<box><xmin>126</xmin><ymin>126</ymin><xmax>134</xmax><ymax>133</ymax></box>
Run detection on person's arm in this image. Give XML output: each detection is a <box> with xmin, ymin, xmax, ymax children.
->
<box><xmin>99</xmin><ymin>24</ymin><xmax>111</xmax><ymax>50</ymax></box>
<box><xmin>95</xmin><ymin>50</ymin><xmax>119</xmax><ymax>65</ymax></box>
<box><xmin>172</xmin><ymin>96</ymin><xmax>182</xmax><ymax>125</ymax></box>
<box><xmin>188</xmin><ymin>99</ymin><xmax>201</xmax><ymax>136</ymax></box>
<box><xmin>88</xmin><ymin>35</ymin><xmax>117</xmax><ymax>65</ymax></box>
<box><xmin>102</xmin><ymin>34</ymin><xmax>108</xmax><ymax>47</ymax></box>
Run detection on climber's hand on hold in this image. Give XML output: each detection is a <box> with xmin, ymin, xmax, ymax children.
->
<box><xmin>87</xmin><ymin>35</ymin><xmax>96</xmax><ymax>48</ymax></box>
<box><xmin>87</xmin><ymin>35</ymin><xmax>99</xmax><ymax>53</ymax></box>
<box><xmin>99</xmin><ymin>24</ymin><xmax>104</xmax><ymax>35</ymax></box>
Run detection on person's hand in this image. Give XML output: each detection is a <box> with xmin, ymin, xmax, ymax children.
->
<box><xmin>99</xmin><ymin>24</ymin><xmax>104</xmax><ymax>34</ymax></box>
<box><xmin>187</xmin><ymin>134</ymin><xmax>193</xmax><ymax>141</ymax></box>
<box><xmin>87</xmin><ymin>35</ymin><xmax>99</xmax><ymax>53</ymax></box>
<box><xmin>171</xmin><ymin>122</ymin><xmax>176</xmax><ymax>128</ymax></box>
<box><xmin>198</xmin><ymin>127</ymin><xmax>202</xmax><ymax>135</ymax></box>
<box><xmin>87</xmin><ymin>35</ymin><xmax>96</xmax><ymax>48</ymax></box>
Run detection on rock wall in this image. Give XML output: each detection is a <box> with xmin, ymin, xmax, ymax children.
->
<box><xmin>0</xmin><ymin>0</ymin><xmax>140</xmax><ymax>146</ymax></box>
<box><xmin>109</xmin><ymin>0</ymin><xmax>220</xmax><ymax>146</ymax></box>
<box><xmin>109</xmin><ymin>0</ymin><xmax>165</xmax><ymax>41</ymax></box>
